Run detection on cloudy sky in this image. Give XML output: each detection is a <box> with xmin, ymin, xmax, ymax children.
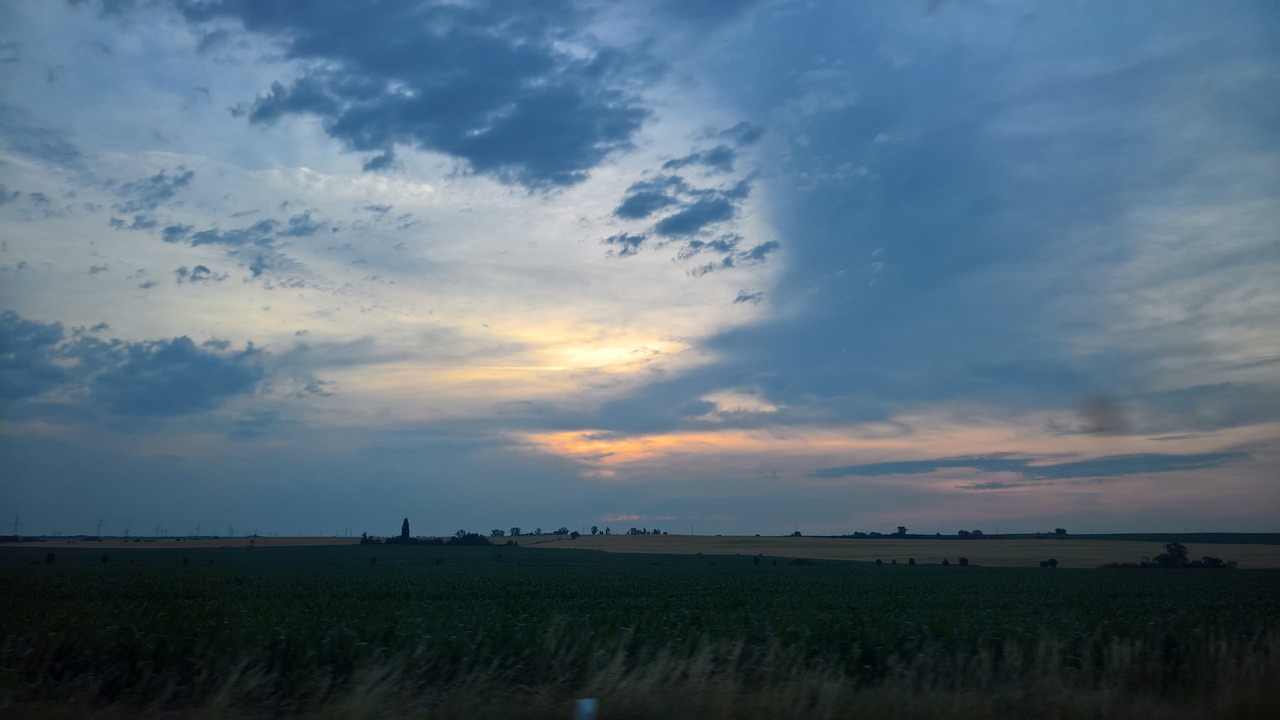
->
<box><xmin>2</xmin><ymin>0</ymin><xmax>1277</xmax><ymax>538</ymax></box>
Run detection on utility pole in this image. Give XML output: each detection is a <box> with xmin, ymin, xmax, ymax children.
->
<box><xmin>96</xmin><ymin>519</ymin><xmax>103</xmax><ymax>537</ymax></box>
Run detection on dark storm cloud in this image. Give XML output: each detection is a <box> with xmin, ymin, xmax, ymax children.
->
<box><xmin>653</xmin><ymin>197</ymin><xmax>735</xmax><ymax>237</ymax></box>
<box><xmin>89</xmin><ymin>336</ymin><xmax>262</xmax><ymax>416</ymax></box>
<box><xmin>162</xmin><ymin>224</ymin><xmax>193</xmax><ymax>243</ymax></box>
<box><xmin>662</xmin><ymin>145</ymin><xmax>736</xmax><ymax>173</ymax></box>
<box><xmin>0</xmin><ymin>310</ymin><xmax>70</xmax><ymax>401</ymax></box>
<box><xmin>586</xmin><ymin>2</ymin><xmax>1280</xmax><ymax>435</ymax></box>
<box><xmin>114</xmin><ymin>168</ymin><xmax>194</xmax><ymax>213</ymax></box>
<box><xmin>609</xmin><ymin>169</ymin><xmax>754</xmax><ymax>262</ymax></box>
<box><xmin>811</xmin><ymin>452</ymin><xmax>1250</xmax><ymax>482</ymax></box>
<box><xmin>605</xmin><ymin>172</ymin><xmax>768</xmax><ymax>269</ymax></box>
<box><xmin>0</xmin><ymin>310</ymin><xmax>263</xmax><ymax>416</ymax></box>
<box><xmin>168</xmin><ymin>0</ymin><xmax>652</xmax><ymax>188</ymax></box>
<box><xmin>614</xmin><ymin>175</ymin><xmax>687</xmax><ymax>220</ymax></box>
<box><xmin>740</xmin><ymin>240</ymin><xmax>778</xmax><ymax>262</ymax></box>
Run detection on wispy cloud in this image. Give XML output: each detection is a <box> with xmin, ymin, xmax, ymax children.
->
<box><xmin>811</xmin><ymin>452</ymin><xmax>1251</xmax><ymax>482</ymax></box>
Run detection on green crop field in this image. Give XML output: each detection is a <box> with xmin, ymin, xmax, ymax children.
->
<box><xmin>1</xmin><ymin>544</ymin><xmax>1276</xmax><ymax>719</ymax></box>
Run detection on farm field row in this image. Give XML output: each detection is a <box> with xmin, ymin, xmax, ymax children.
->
<box><xmin>512</xmin><ymin>534</ymin><xmax>1280</xmax><ymax>569</ymax></box>
<box><xmin>8</xmin><ymin>533</ymin><xmax>1279</xmax><ymax>568</ymax></box>
<box><xmin>2</xmin><ymin>543</ymin><xmax>1277</xmax><ymax>719</ymax></box>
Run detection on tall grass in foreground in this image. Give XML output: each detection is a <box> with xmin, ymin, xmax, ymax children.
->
<box><xmin>5</xmin><ymin>629</ymin><xmax>1275</xmax><ymax>719</ymax></box>
<box><xmin>2</xmin><ymin>545</ymin><xmax>1276</xmax><ymax>719</ymax></box>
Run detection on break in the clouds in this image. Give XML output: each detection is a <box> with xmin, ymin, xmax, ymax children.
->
<box><xmin>1</xmin><ymin>0</ymin><xmax>1277</xmax><ymax>537</ymax></box>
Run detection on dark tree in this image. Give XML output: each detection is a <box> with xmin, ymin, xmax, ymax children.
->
<box><xmin>791</xmin><ymin>530</ymin><xmax>802</xmax><ymax>537</ymax></box>
<box><xmin>591</xmin><ymin>526</ymin><xmax>598</xmax><ymax>535</ymax></box>
<box><xmin>1054</xmin><ymin>528</ymin><xmax>1067</xmax><ymax>536</ymax></box>
<box><xmin>942</xmin><ymin>558</ymin><xmax>951</xmax><ymax>567</ymax></box>
<box><xmin>896</xmin><ymin>526</ymin><xmax>908</xmax><ymax>537</ymax></box>
<box><xmin>570</xmin><ymin>531</ymin><xmax>580</xmax><ymax>539</ymax></box>
<box><xmin>958</xmin><ymin>556</ymin><xmax>968</xmax><ymax>567</ymax></box>
<box><xmin>1153</xmin><ymin>542</ymin><xmax>1190</xmax><ymax>568</ymax></box>
<box><xmin>510</xmin><ymin>527</ymin><xmax>521</xmax><ymax>537</ymax></box>
<box><xmin>908</xmin><ymin>557</ymin><xmax>915</xmax><ymax>566</ymax></box>
<box><xmin>1047</xmin><ymin>558</ymin><xmax>1059</xmax><ymax>568</ymax></box>
<box><xmin>875</xmin><ymin>558</ymin><xmax>883</xmax><ymax>567</ymax></box>
<box><xmin>400</xmin><ymin>518</ymin><xmax>410</xmax><ymax>540</ymax></box>
<box><xmin>447</xmin><ymin>532</ymin><xmax>490</xmax><ymax>546</ymax></box>
<box><xmin>491</xmin><ymin>529</ymin><xmax>506</xmax><ymax>537</ymax></box>
<box><xmin>971</xmin><ymin>530</ymin><xmax>983</xmax><ymax>538</ymax></box>
<box><xmin>958</xmin><ymin>530</ymin><xmax>972</xmax><ymax>538</ymax></box>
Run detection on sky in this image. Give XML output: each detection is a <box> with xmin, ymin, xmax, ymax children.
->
<box><xmin>1</xmin><ymin>0</ymin><xmax>1277</xmax><ymax>538</ymax></box>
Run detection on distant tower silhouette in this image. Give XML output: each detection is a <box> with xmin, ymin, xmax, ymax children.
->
<box><xmin>400</xmin><ymin>518</ymin><xmax>410</xmax><ymax>540</ymax></box>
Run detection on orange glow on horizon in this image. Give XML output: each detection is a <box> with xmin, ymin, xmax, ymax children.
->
<box><xmin>520</xmin><ymin>417</ymin><xmax>1280</xmax><ymax>484</ymax></box>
